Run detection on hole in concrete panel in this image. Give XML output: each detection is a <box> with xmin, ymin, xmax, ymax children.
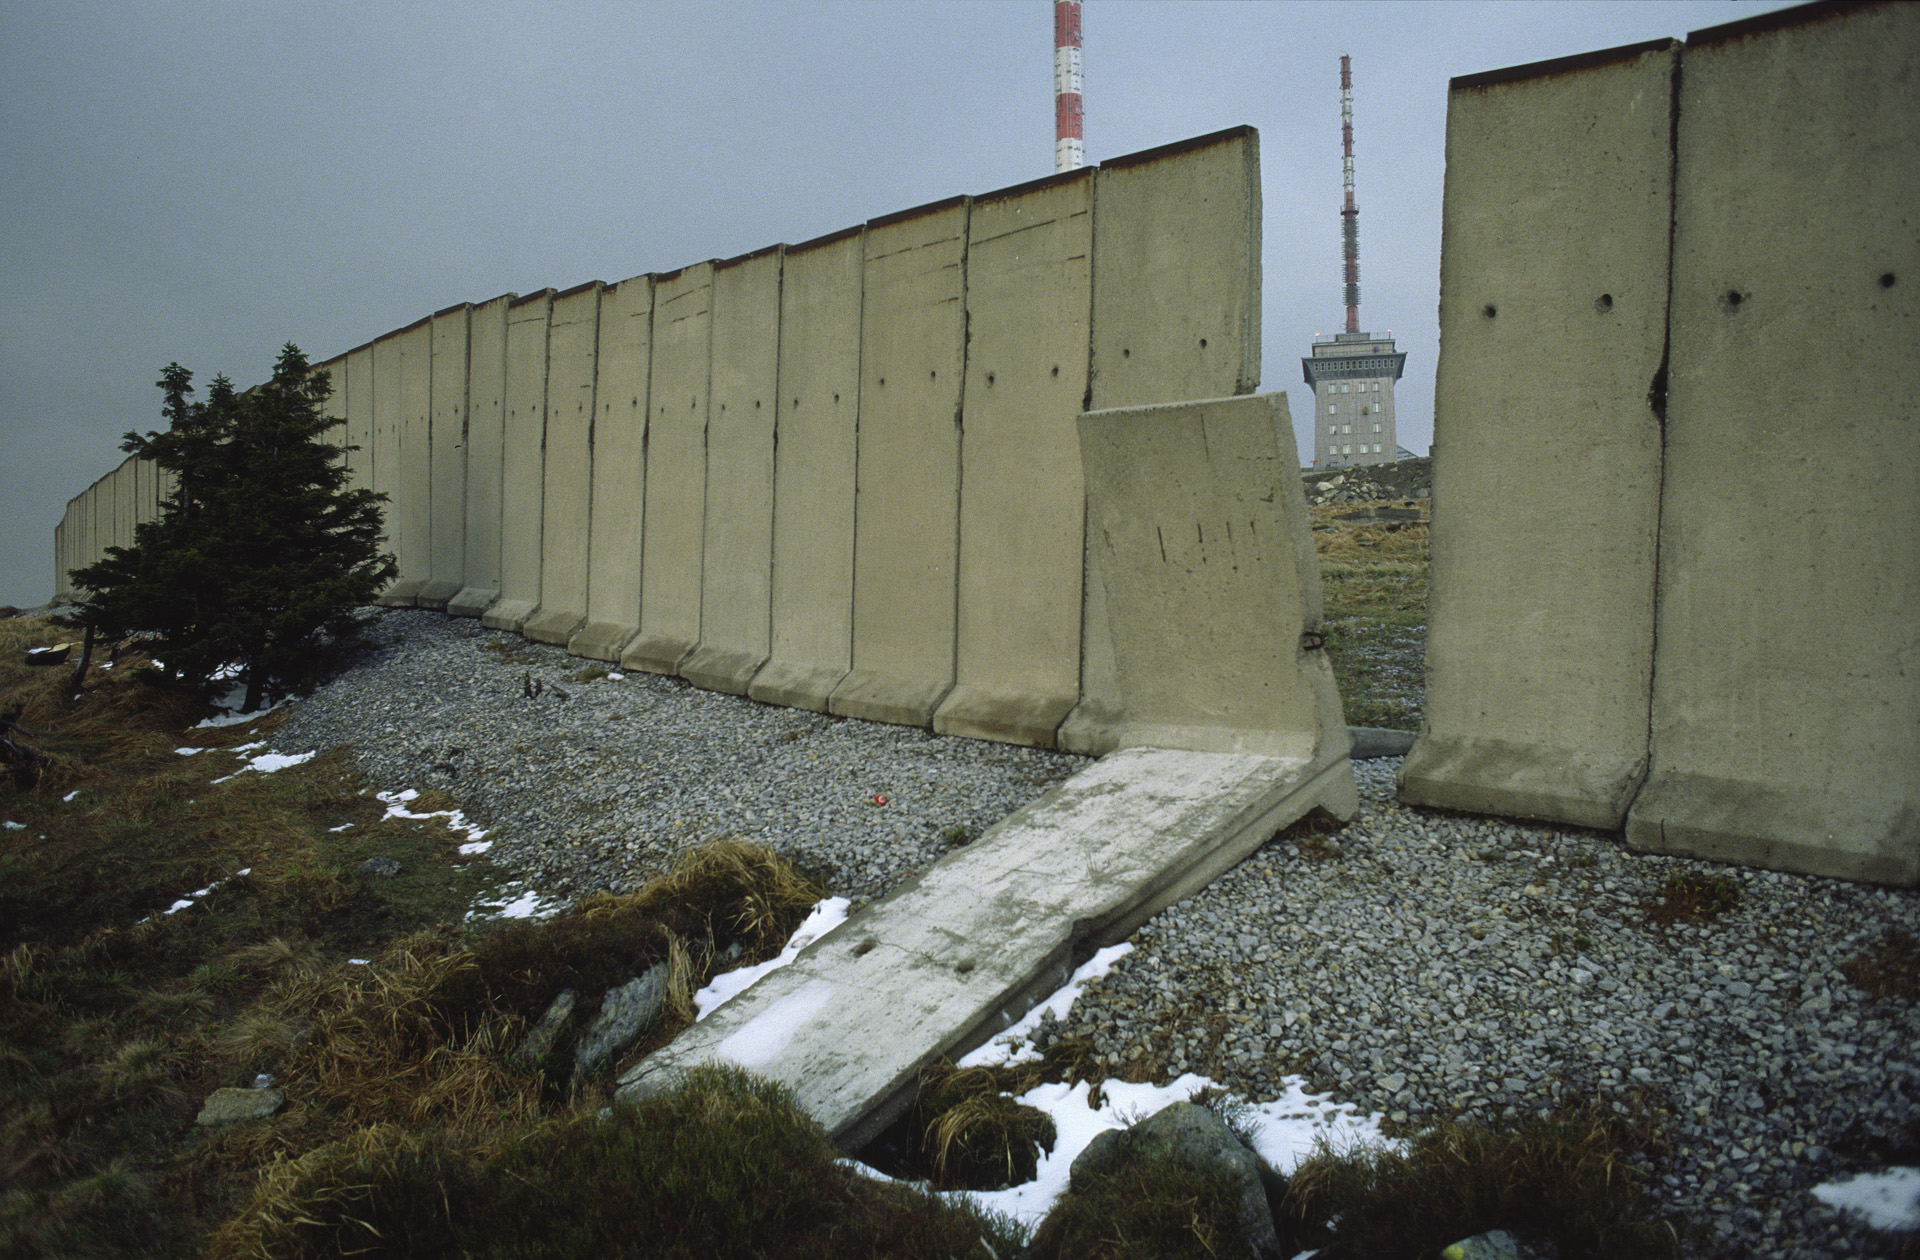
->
<box><xmin>879</xmin><ymin>377</ymin><xmax>886</xmax><ymax>387</ymax></box>
<box><xmin>1200</xmin><ymin>337</ymin><xmax>1208</xmax><ymax>348</ymax></box>
<box><xmin>1596</xmin><ymin>294</ymin><xmax>1613</xmax><ymax>312</ymax></box>
<box><xmin>852</xmin><ymin>937</ymin><xmax>878</xmax><ymax>958</ymax></box>
<box><xmin>1881</xmin><ymin>272</ymin><xmax>1897</xmax><ymax>288</ymax></box>
<box><xmin>1051</xmin><ymin>365</ymin><xmax>1059</xmax><ymax>377</ymax></box>
<box><xmin>833</xmin><ymin>393</ymin><xmax>840</xmax><ymax>404</ymax></box>
<box><xmin>754</xmin><ymin>399</ymin><xmax>761</xmax><ymax>408</ymax></box>
<box><xmin>1724</xmin><ymin>290</ymin><xmax>1744</xmax><ymax>310</ymax></box>
<box><xmin>986</xmin><ymin>373</ymin><xmax>995</xmax><ymax>386</ymax></box>
<box><xmin>954</xmin><ymin>958</ymin><xmax>977</xmax><ymax>976</ymax></box>
<box><xmin>1483</xmin><ymin>304</ymin><xmax>1497</xmax><ymax>319</ymax></box>
<box><xmin>930</xmin><ymin>370</ymin><xmax>937</xmax><ymax>381</ymax></box>
<box><xmin>1122</xmin><ymin>347</ymin><xmax>1131</xmax><ymax>358</ymax></box>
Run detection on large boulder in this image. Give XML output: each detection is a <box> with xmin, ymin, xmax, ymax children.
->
<box><xmin>1069</xmin><ymin>1100</ymin><xmax>1285</xmax><ymax>1258</ymax></box>
<box><xmin>571</xmin><ymin>966</ymin><xmax>668</xmax><ymax>1092</ymax></box>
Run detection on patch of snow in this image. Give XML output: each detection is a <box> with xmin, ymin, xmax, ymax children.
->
<box><xmin>375</xmin><ymin>787</ymin><xmax>490</xmax><ymax>851</ymax></box>
<box><xmin>715</xmin><ymin>979</ymin><xmax>838</xmax><ymax>1068</ymax></box>
<box><xmin>608</xmin><ymin>672</ymin><xmax>626</xmax><ymax>680</ymax></box>
<box><xmin>694</xmin><ymin>896</ymin><xmax>852</xmax><ymax>1021</ymax></box>
<box><xmin>1811</xmin><ymin>1166</ymin><xmax>1920</xmax><ymax>1231</ymax></box>
<box><xmin>210</xmin><ymin>749</ymin><xmax>317</xmax><ymax>784</ymax></box>
<box><xmin>349</xmin><ymin>958</ymin><xmax>371</xmax><ymax>965</ymax></box>
<box><xmin>3</xmin><ymin>820</ymin><xmax>23</xmax><ymax>830</ymax></box>
<box><xmin>62</xmin><ymin>790</ymin><xmax>79</xmax><ymax>802</ymax></box>
<box><xmin>466</xmin><ymin>881</ymin><xmax>566</xmax><ymax>924</ymax></box>
<box><xmin>149</xmin><ymin>866</ymin><xmax>253</xmax><ymax>921</ymax></box>
<box><xmin>175</xmin><ymin>746</ymin><xmax>203</xmax><ymax>756</ymax></box>
<box><xmin>194</xmin><ymin>679</ymin><xmax>292</xmax><ymax>728</ymax></box>
<box><xmin>960</xmin><ymin>943</ymin><xmax>1133</xmax><ymax>1068</ymax></box>
<box><xmin>329</xmin><ymin>823</ymin><xmax>354</xmax><ymax>832</ymax></box>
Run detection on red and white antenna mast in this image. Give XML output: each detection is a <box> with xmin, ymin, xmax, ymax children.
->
<box><xmin>1340</xmin><ymin>53</ymin><xmax>1360</xmax><ymax>334</ymax></box>
<box><xmin>1054</xmin><ymin>2</ymin><xmax>1084</xmax><ymax>171</ymax></box>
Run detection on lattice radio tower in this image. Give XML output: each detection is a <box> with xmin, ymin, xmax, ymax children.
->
<box><xmin>1054</xmin><ymin>2</ymin><xmax>1084</xmax><ymax>171</ymax></box>
<box><xmin>1341</xmin><ymin>53</ymin><xmax>1361</xmax><ymax>334</ymax></box>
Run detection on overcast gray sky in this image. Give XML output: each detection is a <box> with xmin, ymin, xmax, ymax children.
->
<box><xmin>1</xmin><ymin>0</ymin><xmax>1791</xmax><ymax>609</ymax></box>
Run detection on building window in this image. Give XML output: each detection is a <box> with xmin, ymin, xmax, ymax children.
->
<box><xmin>1343</xmin><ymin>444</ymin><xmax>1351</xmax><ymax>454</ymax></box>
<box><xmin>1327</xmin><ymin>425</ymin><xmax>1337</xmax><ymax>435</ymax></box>
<box><xmin>1372</xmin><ymin>423</ymin><xmax>1381</xmax><ymax>433</ymax></box>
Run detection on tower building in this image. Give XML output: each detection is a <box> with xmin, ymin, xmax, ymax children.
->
<box><xmin>1302</xmin><ymin>54</ymin><xmax>1405</xmax><ymax>468</ymax></box>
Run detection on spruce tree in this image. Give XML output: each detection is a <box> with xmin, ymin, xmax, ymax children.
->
<box><xmin>67</xmin><ymin>344</ymin><xmax>397</xmax><ymax>712</ymax></box>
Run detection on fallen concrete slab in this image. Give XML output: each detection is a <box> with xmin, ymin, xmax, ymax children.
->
<box><xmin>617</xmin><ymin>743</ymin><xmax>1354</xmax><ymax>1148</ymax></box>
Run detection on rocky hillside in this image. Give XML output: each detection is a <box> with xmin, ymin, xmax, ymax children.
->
<box><xmin>1301</xmin><ymin>456</ymin><xmax>1431</xmax><ymax>506</ymax></box>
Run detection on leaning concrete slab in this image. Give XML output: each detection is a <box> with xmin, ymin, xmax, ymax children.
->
<box><xmin>1626</xmin><ymin>3</ymin><xmax>1920</xmax><ymax>885</ymax></box>
<box><xmin>933</xmin><ymin>170</ymin><xmax>1092</xmax><ymax>748</ymax></box>
<box><xmin>483</xmin><ymin>291</ymin><xmax>554</xmax><ymax>633</ymax></box>
<box><xmin>1064</xmin><ymin>393</ymin><xmax>1352</xmax><ymax>771</ymax></box>
<box><xmin>681</xmin><ymin>246</ymin><xmax>782</xmax><ymax>694</ymax></box>
<box><xmin>828</xmin><ymin>198</ymin><xmax>969</xmax><ymax>728</ymax></box>
<box><xmin>570</xmin><ymin>274</ymin><xmax>652</xmax><ymax>661</ymax></box>
<box><xmin>619</xmin><ymin>744</ymin><xmax>1355</xmax><ymax>1148</ymax></box>
<box><xmin>524</xmin><ymin>282</ymin><xmax>602</xmax><ymax>646</ymax></box>
<box><xmin>749</xmin><ymin>227</ymin><xmax>863</xmax><ymax>713</ymax></box>
<box><xmin>418</xmin><ymin>304</ymin><xmax>471</xmax><ymax>611</ymax></box>
<box><xmin>621</xmin><ymin>263</ymin><xmax>714</xmax><ymax>675</ymax></box>
<box><xmin>1397</xmin><ymin>40</ymin><xmax>1677</xmax><ymax>830</ymax></box>
<box><xmin>1062</xmin><ymin>126</ymin><xmax>1263</xmax><ymax>754</ymax></box>
<box><xmin>449</xmin><ymin>293</ymin><xmax>512</xmax><ymax>618</ymax></box>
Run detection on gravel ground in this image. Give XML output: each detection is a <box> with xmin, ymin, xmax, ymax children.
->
<box><xmin>270</xmin><ymin>609</ymin><xmax>1920</xmax><ymax>1259</ymax></box>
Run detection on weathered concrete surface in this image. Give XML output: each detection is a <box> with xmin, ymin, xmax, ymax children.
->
<box><xmin>570</xmin><ymin>274</ymin><xmax>652</xmax><ymax>661</ymax></box>
<box><xmin>1063</xmin><ymin>126</ymin><xmax>1263</xmax><ymax>754</ymax></box>
<box><xmin>933</xmin><ymin>170</ymin><xmax>1092</xmax><ymax>748</ymax></box>
<box><xmin>378</xmin><ymin>318</ymin><xmax>434</xmax><ymax>607</ymax></box>
<box><xmin>1064</xmin><ymin>394</ymin><xmax>1351</xmax><ymax>771</ymax></box>
<box><xmin>449</xmin><ymin>294</ymin><xmax>512</xmax><ymax>618</ymax></box>
<box><xmin>524</xmin><ymin>282</ymin><xmax>601</xmax><ymax>646</ymax></box>
<box><xmin>619</xmin><ymin>744</ymin><xmax>1355</xmax><ymax>1148</ymax></box>
<box><xmin>1625</xmin><ymin>3</ymin><xmax>1920</xmax><ymax>885</ymax></box>
<box><xmin>418</xmin><ymin>304</ymin><xmax>471</xmax><ymax>611</ymax></box>
<box><xmin>482</xmin><ymin>291</ymin><xmax>553</xmax><ymax>633</ymax></box>
<box><xmin>343</xmin><ymin>342</ymin><xmax>376</xmax><ymax>498</ymax></box>
<box><xmin>828</xmin><ymin>199</ymin><xmax>969</xmax><ymax>728</ymax></box>
<box><xmin>750</xmin><ymin>227</ymin><xmax>863</xmax><ymax>713</ymax></box>
<box><xmin>622</xmin><ymin>263</ymin><xmax>713</xmax><ymax>676</ymax></box>
<box><xmin>681</xmin><ymin>246</ymin><xmax>781</xmax><ymax>694</ymax></box>
<box><xmin>1397</xmin><ymin>40</ymin><xmax>1677</xmax><ymax>830</ymax></box>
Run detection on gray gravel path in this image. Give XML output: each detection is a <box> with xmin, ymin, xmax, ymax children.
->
<box><xmin>270</xmin><ymin>609</ymin><xmax>1919</xmax><ymax>1259</ymax></box>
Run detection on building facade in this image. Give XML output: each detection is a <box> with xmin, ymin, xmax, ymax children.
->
<box><xmin>1302</xmin><ymin>330</ymin><xmax>1406</xmax><ymax>468</ymax></box>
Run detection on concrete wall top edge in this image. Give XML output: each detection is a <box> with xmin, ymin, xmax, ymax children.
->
<box><xmin>789</xmin><ymin>223</ymin><xmax>864</xmax><ymax>254</ymax></box>
<box><xmin>394</xmin><ymin>313</ymin><xmax>432</xmax><ymax>337</ymax></box>
<box><xmin>974</xmin><ymin>166</ymin><xmax>1096</xmax><ymax>208</ymax></box>
<box><xmin>1688</xmin><ymin>0</ymin><xmax>1882</xmax><ymax>47</ymax></box>
<box><xmin>651</xmin><ymin>261</ymin><xmax>720</xmax><ymax>285</ymax></box>
<box><xmin>1084</xmin><ymin>391</ymin><xmax>1284</xmax><ymax>422</ymax></box>
<box><xmin>508</xmin><ymin>289</ymin><xmax>557</xmax><ymax>309</ymax></box>
<box><xmin>1097</xmin><ymin>123</ymin><xmax>1257</xmax><ymax>173</ymax></box>
<box><xmin>1450</xmin><ymin>37</ymin><xmax>1680</xmax><ymax>91</ymax></box>
<box><xmin>718</xmin><ymin>242</ymin><xmax>785</xmax><ymax>269</ymax></box>
<box><xmin>552</xmin><ymin>279</ymin><xmax>605</xmax><ymax>300</ymax></box>
<box><xmin>606</xmin><ymin>272</ymin><xmax>654</xmax><ymax>292</ymax></box>
<box><xmin>432</xmin><ymin>301</ymin><xmax>473</xmax><ymax>319</ymax></box>
<box><xmin>867</xmin><ymin>193</ymin><xmax>970</xmax><ymax>230</ymax></box>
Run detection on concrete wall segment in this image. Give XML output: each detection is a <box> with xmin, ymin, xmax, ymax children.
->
<box><xmin>449</xmin><ymin>294</ymin><xmax>513</xmax><ymax>617</ymax></box>
<box><xmin>572</xmin><ymin>274</ymin><xmax>653</xmax><ymax>660</ymax></box>
<box><xmin>343</xmin><ymin>345</ymin><xmax>375</xmax><ymax>495</ymax></box>
<box><xmin>418</xmin><ymin>306</ymin><xmax>471</xmax><ymax>610</ymax></box>
<box><xmin>1397</xmin><ymin>41</ymin><xmax>1677</xmax><ymax>829</ymax></box>
<box><xmin>1625</xmin><ymin>1</ymin><xmax>1920</xmax><ymax>883</ymax></box>
<box><xmin>621</xmin><ymin>263</ymin><xmax>714</xmax><ymax>675</ymax></box>
<box><xmin>751</xmin><ymin>229</ymin><xmax>863</xmax><ymax>712</ymax></box>
<box><xmin>828</xmin><ymin>199</ymin><xmax>969</xmax><ymax>727</ymax></box>
<box><xmin>523</xmin><ymin>283</ymin><xmax>602</xmax><ymax>645</ymax></box>
<box><xmin>482</xmin><ymin>290</ymin><xmax>554</xmax><ymax>632</ymax></box>
<box><xmin>681</xmin><ymin>247</ymin><xmax>782</xmax><ymax>693</ymax></box>
<box><xmin>1071</xmin><ymin>393</ymin><xmax>1351</xmax><ymax>773</ymax></box>
<box><xmin>934</xmin><ymin>170</ymin><xmax>1092</xmax><ymax>746</ymax></box>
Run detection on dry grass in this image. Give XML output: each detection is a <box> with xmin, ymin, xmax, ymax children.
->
<box><xmin>1646</xmin><ymin>871</ymin><xmax>1743</xmax><ymax>927</ymax></box>
<box><xmin>1279</xmin><ymin>1100</ymin><xmax>1679</xmax><ymax>1259</ymax></box>
<box><xmin>1842</xmin><ymin>929</ymin><xmax>1920</xmax><ymax>1002</ymax></box>
<box><xmin>1309</xmin><ymin>500</ymin><xmax>1430</xmax><ymax>729</ymax></box>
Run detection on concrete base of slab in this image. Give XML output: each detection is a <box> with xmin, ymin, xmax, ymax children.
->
<box><xmin>827</xmin><ymin>670</ymin><xmax>951</xmax><ymax>729</ymax></box>
<box><xmin>415</xmin><ymin>580</ymin><xmax>463</xmax><ymax>612</ymax></box>
<box><xmin>747</xmin><ymin>661</ymin><xmax>848</xmax><ymax>714</ymax></box>
<box><xmin>621</xmin><ymin>632</ymin><xmax>697</xmax><ymax>676</ymax></box>
<box><xmin>376</xmin><ymin>580</ymin><xmax>426</xmax><ymax>608</ymax></box>
<box><xmin>447</xmin><ymin>587</ymin><xmax>499</xmax><ymax>618</ymax></box>
<box><xmin>680</xmin><ymin>646</ymin><xmax>769</xmax><ymax>697</ymax></box>
<box><xmin>480</xmin><ymin>598</ymin><xmax>538</xmax><ymax>633</ymax></box>
<box><xmin>618</xmin><ymin>745</ymin><xmax>1357</xmax><ymax>1148</ymax></box>
<box><xmin>1055</xmin><ymin>698</ymin><xmax>1125</xmax><ymax>757</ymax></box>
<box><xmin>1397</xmin><ymin>733</ymin><xmax>1645</xmax><ymax>831</ymax></box>
<box><xmin>569</xmin><ymin>621</ymin><xmax>638</xmax><ymax>663</ymax></box>
<box><xmin>932</xmin><ymin>685</ymin><xmax>1078</xmax><ymax>750</ymax></box>
<box><xmin>523</xmin><ymin>609</ymin><xmax>586</xmax><ymax>646</ymax></box>
<box><xmin>1626</xmin><ymin>771</ymin><xmax>1919</xmax><ymax>887</ymax></box>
